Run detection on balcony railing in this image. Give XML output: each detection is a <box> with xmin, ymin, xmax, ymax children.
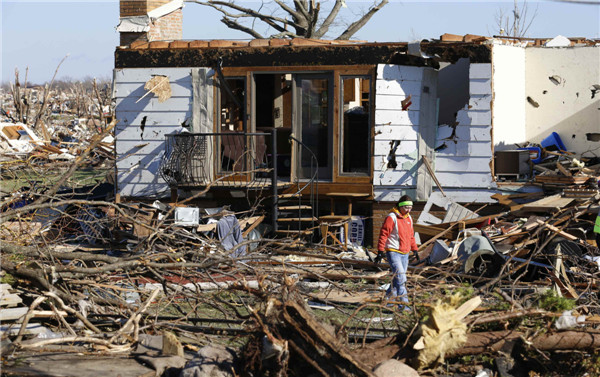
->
<box><xmin>160</xmin><ymin>131</ymin><xmax>274</xmax><ymax>189</ymax></box>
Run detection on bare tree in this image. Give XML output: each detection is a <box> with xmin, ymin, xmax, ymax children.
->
<box><xmin>185</xmin><ymin>0</ymin><xmax>388</xmax><ymax>40</ymax></box>
<box><xmin>492</xmin><ymin>0</ymin><xmax>538</xmax><ymax>38</ymax></box>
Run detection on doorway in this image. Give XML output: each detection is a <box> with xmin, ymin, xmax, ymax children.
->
<box><xmin>252</xmin><ymin>72</ymin><xmax>333</xmax><ymax>182</ymax></box>
<box><xmin>294</xmin><ymin>74</ymin><xmax>333</xmax><ymax>180</ymax></box>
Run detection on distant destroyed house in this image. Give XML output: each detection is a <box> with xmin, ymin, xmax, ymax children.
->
<box><xmin>114</xmin><ymin>0</ymin><xmax>600</xmax><ymax>244</ymax></box>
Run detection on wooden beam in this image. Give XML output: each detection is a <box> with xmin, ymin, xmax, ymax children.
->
<box><xmin>556</xmin><ymin>162</ymin><xmax>572</xmax><ymax>177</ymax></box>
<box><xmin>422</xmin><ymin>155</ymin><xmax>446</xmax><ymax>197</ymax></box>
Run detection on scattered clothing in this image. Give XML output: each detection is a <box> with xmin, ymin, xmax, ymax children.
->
<box><xmin>216</xmin><ymin>214</ymin><xmax>246</xmax><ymax>258</ymax></box>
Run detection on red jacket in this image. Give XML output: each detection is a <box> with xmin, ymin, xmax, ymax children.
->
<box><xmin>377</xmin><ymin>208</ymin><xmax>418</xmax><ymax>254</ymax></box>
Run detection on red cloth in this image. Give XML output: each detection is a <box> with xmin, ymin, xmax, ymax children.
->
<box><xmin>377</xmin><ymin>208</ymin><xmax>418</xmax><ymax>254</ymax></box>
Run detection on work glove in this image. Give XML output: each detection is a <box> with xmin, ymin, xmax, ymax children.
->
<box><xmin>412</xmin><ymin>250</ymin><xmax>421</xmax><ymax>262</ymax></box>
<box><xmin>374</xmin><ymin>252</ymin><xmax>383</xmax><ymax>264</ymax></box>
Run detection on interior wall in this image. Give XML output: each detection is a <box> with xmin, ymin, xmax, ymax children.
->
<box><xmin>525</xmin><ymin>46</ymin><xmax>600</xmax><ymax>155</ymax></box>
<box><xmin>492</xmin><ymin>44</ymin><xmax>527</xmax><ymax>150</ymax></box>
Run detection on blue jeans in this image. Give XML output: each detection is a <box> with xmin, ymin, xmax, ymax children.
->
<box><xmin>386</xmin><ymin>251</ymin><xmax>409</xmax><ymax>305</ymax></box>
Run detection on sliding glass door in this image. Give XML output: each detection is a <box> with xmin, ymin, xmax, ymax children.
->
<box><xmin>294</xmin><ymin>74</ymin><xmax>333</xmax><ymax>180</ymax></box>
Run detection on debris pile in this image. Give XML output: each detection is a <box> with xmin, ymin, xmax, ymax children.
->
<box><xmin>0</xmin><ymin>76</ymin><xmax>114</xmax><ymax>182</ymax></box>
<box><xmin>1</xmin><ymin>77</ymin><xmax>600</xmax><ymax>375</ymax></box>
<box><xmin>1</xmin><ymin>177</ymin><xmax>599</xmax><ymax>376</ymax></box>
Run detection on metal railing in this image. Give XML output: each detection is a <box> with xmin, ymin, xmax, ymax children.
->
<box><xmin>160</xmin><ymin>130</ymin><xmax>320</xmax><ymax>240</ymax></box>
<box><xmin>160</xmin><ymin>132</ymin><xmax>273</xmax><ymax>189</ymax></box>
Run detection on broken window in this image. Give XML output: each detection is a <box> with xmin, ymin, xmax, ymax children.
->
<box><xmin>340</xmin><ymin>76</ymin><xmax>371</xmax><ymax>175</ymax></box>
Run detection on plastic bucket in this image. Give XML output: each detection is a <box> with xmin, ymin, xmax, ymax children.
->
<box><xmin>540</xmin><ymin>132</ymin><xmax>566</xmax><ymax>152</ymax></box>
<box><xmin>519</xmin><ymin>146</ymin><xmax>542</xmax><ymax>164</ymax></box>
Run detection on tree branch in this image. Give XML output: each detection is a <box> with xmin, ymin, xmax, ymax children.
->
<box><xmin>336</xmin><ymin>0</ymin><xmax>388</xmax><ymax>40</ymax></box>
<box><xmin>188</xmin><ymin>0</ymin><xmax>297</xmax><ymax>33</ymax></box>
<box><xmin>221</xmin><ymin>17</ymin><xmax>265</xmax><ymax>39</ymax></box>
<box><xmin>314</xmin><ymin>0</ymin><xmax>344</xmax><ymax>38</ymax></box>
<box><xmin>273</xmin><ymin>0</ymin><xmax>303</xmax><ymax>22</ymax></box>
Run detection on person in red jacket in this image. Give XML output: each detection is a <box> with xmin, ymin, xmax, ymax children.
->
<box><xmin>377</xmin><ymin>195</ymin><xmax>418</xmax><ymax>310</ymax></box>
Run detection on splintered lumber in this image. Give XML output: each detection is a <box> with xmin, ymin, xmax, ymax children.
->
<box><xmin>421</xmin><ymin>155</ymin><xmax>446</xmax><ymax>197</ymax></box>
<box><xmin>276</xmin><ymin>294</ymin><xmax>375</xmax><ymax>377</ymax></box>
<box><xmin>563</xmin><ymin>188</ymin><xmax>598</xmax><ymax>198</ymax></box>
<box><xmin>490</xmin><ymin>191</ymin><xmax>545</xmax><ymax>211</ymax></box>
<box><xmin>0</xmin><ymin>308</ymin><xmax>67</xmax><ymax>321</ymax></box>
<box><xmin>535</xmin><ymin>175</ymin><xmax>590</xmax><ymax>185</ymax></box>
<box><xmin>241</xmin><ymin>215</ymin><xmax>265</xmax><ymax>237</ymax></box>
<box><xmin>534</xmin><ymin>219</ymin><xmax>586</xmax><ymax>245</ymax></box>
<box><xmin>556</xmin><ymin>162</ymin><xmax>572</xmax><ymax>177</ymax></box>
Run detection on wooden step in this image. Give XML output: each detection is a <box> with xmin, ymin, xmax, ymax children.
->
<box><xmin>278</xmin><ymin>205</ymin><xmax>312</xmax><ymax>210</ymax></box>
<box><xmin>278</xmin><ymin>193</ymin><xmax>301</xmax><ymax>198</ymax></box>
<box><xmin>318</xmin><ymin>215</ymin><xmax>351</xmax><ymax>222</ymax></box>
<box><xmin>275</xmin><ymin>229</ymin><xmax>313</xmax><ymax>236</ymax></box>
<box><xmin>277</xmin><ymin>217</ymin><xmax>318</xmax><ymax>222</ymax></box>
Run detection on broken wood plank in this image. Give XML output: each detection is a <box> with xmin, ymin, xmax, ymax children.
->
<box><xmin>196</xmin><ymin>223</ymin><xmax>217</xmax><ymax>232</ymax></box>
<box><xmin>0</xmin><ymin>308</ymin><xmax>68</xmax><ymax>321</ymax></box>
<box><xmin>421</xmin><ymin>155</ymin><xmax>446</xmax><ymax>197</ymax></box>
<box><xmin>556</xmin><ymin>162</ymin><xmax>572</xmax><ymax>177</ymax></box>
<box><xmin>521</xmin><ymin>194</ymin><xmax>574</xmax><ymax>212</ymax></box>
<box><xmin>280</xmin><ymin>297</ymin><xmax>375</xmax><ymax>377</ymax></box>
<box><xmin>454</xmin><ymin>296</ymin><xmax>482</xmax><ymax>321</ymax></box>
<box><xmin>534</xmin><ymin>219</ymin><xmax>584</xmax><ymax>243</ymax></box>
<box><xmin>490</xmin><ymin>193</ymin><xmax>524</xmax><ymax>211</ymax></box>
<box><xmin>535</xmin><ymin>175</ymin><xmax>590</xmax><ymax>185</ymax></box>
<box><xmin>0</xmin><ymin>293</ymin><xmax>23</xmax><ymax>307</ymax></box>
<box><xmin>241</xmin><ymin>215</ymin><xmax>264</xmax><ymax>237</ymax></box>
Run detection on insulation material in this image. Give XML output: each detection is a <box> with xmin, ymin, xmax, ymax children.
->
<box><xmin>144</xmin><ymin>76</ymin><xmax>172</xmax><ymax>103</ymax></box>
<box><xmin>116</xmin><ymin>16</ymin><xmax>150</xmax><ymax>33</ymax></box>
<box><xmin>413</xmin><ymin>295</ymin><xmax>481</xmax><ymax>369</ymax></box>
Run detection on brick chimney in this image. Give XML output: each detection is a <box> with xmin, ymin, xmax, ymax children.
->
<box><xmin>118</xmin><ymin>0</ymin><xmax>183</xmax><ymax>46</ymax></box>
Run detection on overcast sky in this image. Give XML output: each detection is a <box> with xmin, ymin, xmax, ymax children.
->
<box><xmin>1</xmin><ymin>0</ymin><xmax>599</xmax><ymax>84</ymax></box>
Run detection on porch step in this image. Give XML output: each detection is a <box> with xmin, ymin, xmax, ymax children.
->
<box><xmin>278</xmin><ymin>193</ymin><xmax>302</xmax><ymax>199</ymax></box>
<box><xmin>277</xmin><ymin>217</ymin><xmax>318</xmax><ymax>222</ymax></box>
<box><xmin>275</xmin><ymin>229</ymin><xmax>314</xmax><ymax>236</ymax></box>
<box><xmin>278</xmin><ymin>205</ymin><xmax>312</xmax><ymax>210</ymax></box>
<box><xmin>318</xmin><ymin>215</ymin><xmax>351</xmax><ymax>222</ymax></box>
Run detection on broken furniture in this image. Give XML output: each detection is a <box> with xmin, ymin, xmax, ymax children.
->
<box><xmin>318</xmin><ymin>192</ymin><xmax>369</xmax><ymax>248</ymax></box>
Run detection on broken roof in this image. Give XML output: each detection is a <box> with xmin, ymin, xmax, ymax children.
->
<box><xmin>114</xmin><ymin>37</ymin><xmax>493</xmax><ymax>69</ymax></box>
<box><xmin>114</xmin><ymin>33</ymin><xmax>598</xmax><ymax>69</ymax></box>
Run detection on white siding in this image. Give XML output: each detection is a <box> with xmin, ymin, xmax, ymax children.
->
<box><xmin>114</xmin><ymin>68</ymin><xmax>194</xmax><ymax>197</ymax></box>
<box><xmin>374</xmin><ymin>64</ymin><xmax>434</xmax><ymax>202</ymax></box>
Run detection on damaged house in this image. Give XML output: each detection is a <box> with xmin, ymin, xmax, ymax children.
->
<box><xmin>113</xmin><ymin>0</ymin><xmax>600</xmax><ymax>245</ymax></box>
